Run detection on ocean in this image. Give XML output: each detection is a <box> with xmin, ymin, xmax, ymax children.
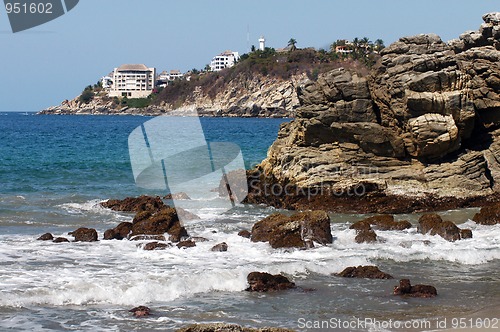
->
<box><xmin>0</xmin><ymin>112</ymin><xmax>499</xmax><ymax>332</ymax></box>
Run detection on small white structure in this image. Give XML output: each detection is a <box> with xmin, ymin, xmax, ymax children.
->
<box><xmin>109</xmin><ymin>64</ymin><xmax>156</xmax><ymax>98</ymax></box>
<box><xmin>259</xmin><ymin>36</ymin><xmax>266</xmax><ymax>51</ymax></box>
<box><xmin>210</xmin><ymin>50</ymin><xmax>240</xmax><ymax>72</ymax></box>
<box><xmin>101</xmin><ymin>75</ymin><xmax>113</xmax><ymax>89</ymax></box>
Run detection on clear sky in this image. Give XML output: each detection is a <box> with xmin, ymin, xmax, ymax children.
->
<box><xmin>0</xmin><ymin>0</ymin><xmax>498</xmax><ymax>111</ymax></box>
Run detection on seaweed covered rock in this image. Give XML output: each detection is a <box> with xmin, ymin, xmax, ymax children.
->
<box><xmin>251</xmin><ymin>210</ymin><xmax>332</xmax><ymax>248</ymax></box>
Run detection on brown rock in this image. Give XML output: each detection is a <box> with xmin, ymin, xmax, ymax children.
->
<box><xmin>129</xmin><ymin>235</ymin><xmax>166</xmax><ymax>241</ymax></box>
<box><xmin>393</xmin><ymin>279</ymin><xmax>437</xmax><ymax>298</ymax></box>
<box><xmin>337</xmin><ymin>266</ymin><xmax>393</xmax><ymax>279</ymax></box>
<box><xmin>460</xmin><ymin>229</ymin><xmax>473</xmax><ymax>239</ymax></box>
<box><xmin>211</xmin><ymin>242</ymin><xmax>228</xmax><ymax>252</ymax></box>
<box><xmin>177</xmin><ymin>240</ymin><xmax>196</xmax><ymax>249</ymax></box>
<box><xmin>129</xmin><ymin>306</ymin><xmax>151</xmax><ymax>317</ymax></box>
<box><xmin>355</xmin><ymin>229</ymin><xmax>378</xmax><ymax>243</ymax></box>
<box><xmin>103</xmin><ymin>222</ymin><xmax>133</xmax><ymax>240</ymax></box>
<box><xmin>143</xmin><ymin>242</ymin><xmax>172</xmax><ymax>251</ymax></box>
<box><xmin>164</xmin><ymin>192</ymin><xmax>191</xmax><ymax>200</ymax></box>
<box><xmin>362</xmin><ymin>215</ymin><xmax>412</xmax><ymax>231</ymax></box>
<box><xmin>238</xmin><ymin>230</ymin><xmax>251</xmax><ymax>238</ymax></box>
<box><xmin>101</xmin><ymin>195</ymin><xmax>165</xmax><ymax>213</ymax></box>
<box><xmin>53</xmin><ymin>237</ymin><xmax>70</xmax><ymax>243</ymax></box>
<box><xmin>350</xmin><ymin>220</ymin><xmax>372</xmax><ymax>231</ymax></box>
<box><xmin>245</xmin><ymin>272</ymin><xmax>296</xmax><ymax>292</ymax></box>
<box><xmin>37</xmin><ymin>233</ymin><xmax>53</xmax><ymax>241</ymax></box>
<box><xmin>130</xmin><ymin>207</ymin><xmax>189</xmax><ymax>242</ymax></box>
<box><xmin>418</xmin><ymin>214</ymin><xmax>462</xmax><ymax>241</ymax></box>
<box><xmin>68</xmin><ymin>227</ymin><xmax>98</xmax><ymax>242</ymax></box>
<box><xmin>473</xmin><ymin>204</ymin><xmax>500</xmax><ymax>225</ymax></box>
<box><xmin>251</xmin><ymin>211</ymin><xmax>332</xmax><ymax>249</ymax></box>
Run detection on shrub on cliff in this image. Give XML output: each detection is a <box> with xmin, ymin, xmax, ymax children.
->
<box><xmin>79</xmin><ymin>86</ymin><xmax>94</xmax><ymax>104</ymax></box>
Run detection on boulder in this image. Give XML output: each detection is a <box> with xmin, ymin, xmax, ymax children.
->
<box><xmin>101</xmin><ymin>195</ymin><xmax>165</xmax><ymax>213</ymax></box>
<box><xmin>251</xmin><ymin>211</ymin><xmax>332</xmax><ymax>249</ymax></box>
<box><xmin>418</xmin><ymin>214</ymin><xmax>464</xmax><ymax>241</ymax></box>
<box><xmin>53</xmin><ymin>237</ymin><xmax>70</xmax><ymax>243</ymax></box>
<box><xmin>129</xmin><ymin>306</ymin><xmax>151</xmax><ymax>317</ymax></box>
<box><xmin>245</xmin><ymin>272</ymin><xmax>296</xmax><ymax>292</ymax></box>
<box><xmin>337</xmin><ymin>266</ymin><xmax>393</xmax><ymax>279</ymax></box>
<box><xmin>238</xmin><ymin>230</ymin><xmax>252</xmax><ymax>238</ymax></box>
<box><xmin>393</xmin><ymin>279</ymin><xmax>437</xmax><ymax>298</ymax></box>
<box><xmin>68</xmin><ymin>227</ymin><xmax>98</xmax><ymax>242</ymax></box>
<box><xmin>460</xmin><ymin>229</ymin><xmax>473</xmax><ymax>239</ymax></box>
<box><xmin>129</xmin><ymin>235</ymin><xmax>166</xmax><ymax>241</ymax></box>
<box><xmin>103</xmin><ymin>222</ymin><xmax>133</xmax><ymax>240</ymax></box>
<box><xmin>177</xmin><ymin>240</ymin><xmax>196</xmax><ymax>249</ymax></box>
<box><xmin>37</xmin><ymin>233</ymin><xmax>53</xmax><ymax>241</ymax></box>
<box><xmin>142</xmin><ymin>242</ymin><xmax>172</xmax><ymax>251</ymax></box>
<box><xmin>473</xmin><ymin>204</ymin><xmax>500</xmax><ymax>225</ymax></box>
<box><xmin>164</xmin><ymin>192</ymin><xmax>191</xmax><ymax>200</ymax></box>
<box><xmin>130</xmin><ymin>207</ymin><xmax>189</xmax><ymax>242</ymax></box>
<box><xmin>211</xmin><ymin>242</ymin><xmax>228</xmax><ymax>252</ymax></box>
<box><xmin>355</xmin><ymin>229</ymin><xmax>378</xmax><ymax>244</ymax></box>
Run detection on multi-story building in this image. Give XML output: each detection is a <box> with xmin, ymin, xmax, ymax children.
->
<box><xmin>109</xmin><ymin>64</ymin><xmax>156</xmax><ymax>98</ymax></box>
<box><xmin>210</xmin><ymin>50</ymin><xmax>240</xmax><ymax>72</ymax></box>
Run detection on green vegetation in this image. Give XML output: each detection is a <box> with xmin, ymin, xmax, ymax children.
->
<box><xmin>79</xmin><ymin>86</ymin><xmax>94</xmax><ymax>104</ymax></box>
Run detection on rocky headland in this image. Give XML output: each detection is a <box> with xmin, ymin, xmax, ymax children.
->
<box><xmin>245</xmin><ymin>13</ymin><xmax>500</xmax><ymax>213</ymax></box>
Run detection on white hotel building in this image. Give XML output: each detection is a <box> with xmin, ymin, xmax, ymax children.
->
<box><xmin>210</xmin><ymin>50</ymin><xmax>240</xmax><ymax>72</ymax></box>
<box><xmin>109</xmin><ymin>64</ymin><xmax>156</xmax><ymax>98</ymax></box>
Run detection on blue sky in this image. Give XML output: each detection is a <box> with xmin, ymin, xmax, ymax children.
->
<box><xmin>0</xmin><ymin>0</ymin><xmax>498</xmax><ymax>111</ymax></box>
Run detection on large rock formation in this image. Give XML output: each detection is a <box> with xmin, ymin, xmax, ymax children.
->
<box><xmin>246</xmin><ymin>14</ymin><xmax>500</xmax><ymax>213</ymax></box>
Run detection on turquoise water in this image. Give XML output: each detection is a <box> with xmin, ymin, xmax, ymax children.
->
<box><xmin>0</xmin><ymin>113</ymin><xmax>499</xmax><ymax>331</ymax></box>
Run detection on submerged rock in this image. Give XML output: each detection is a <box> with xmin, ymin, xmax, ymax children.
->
<box><xmin>418</xmin><ymin>214</ymin><xmax>470</xmax><ymax>241</ymax></box>
<box><xmin>177</xmin><ymin>240</ymin><xmax>196</xmax><ymax>249</ymax></box>
<box><xmin>251</xmin><ymin>210</ymin><xmax>332</xmax><ymax>249</ymax></box>
<box><xmin>211</xmin><ymin>242</ymin><xmax>228</xmax><ymax>252</ymax></box>
<box><xmin>337</xmin><ymin>266</ymin><xmax>393</xmax><ymax>279</ymax></box>
<box><xmin>68</xmin><ymin>227</ymin><xmax>98</xmax><ymax>242</ymax></box>
<box><xmin>245</xmin><ymin>272</ymin><xmax>296</xmax><ymax>292</ymax></box>
<box><xmin>361</xmin><ymin>215</ymin><xmax>412</xmax><ymax>231</ymax></box>
<box><xmin>129</xmin><ymin>306</ymin><xmax>151</xmax><ymax>317</ymax></box>
<box><xmin>142</xmin><ymin>242</ymin><xmax>172</xmax><ymax>251</ymax></box>
<box><xmin>238</xmin><ymin>230</ymin><xmax>252</xmax><ymax>238</ymax></box>
<box><xmin>393</xmin><ymin>279</ymin><xmax>437</xmax><ymax>298</ymax></box>
<box><xmin>37</xmin><ymin>233</ymin><xmax>53</xmax><ymax>241</ymax></box>
<box><xmin>53</xmin><ymin>237</ymin><xmax>70</xmax><ymax>243</ymax></box>
<box><xmin>350</xmin><ymin>221</ymin><xmax>378</xmax><ymax>243</ymax></box>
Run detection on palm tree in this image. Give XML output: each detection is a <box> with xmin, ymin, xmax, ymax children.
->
<box><xmin>374</xmin><ymin>39</ymin><xmax>385</xmax><ymax>52</ymax></box>
<box><xmin>287</xmin><ymin>38</ymin><xmax>297</xmax><ymax>51</ymax></box>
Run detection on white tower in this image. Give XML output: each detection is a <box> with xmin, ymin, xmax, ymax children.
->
<box><xmin>259</xmin><ymin>36</ymin><xmax>265</xmax><ymax>51</ymax></box>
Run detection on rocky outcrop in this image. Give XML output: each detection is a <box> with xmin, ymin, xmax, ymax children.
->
<box><xmin>103</xmin><ymin>222</ymin><xmax>133</xmax><ymax>240</ymax></box>
<box><xmin>417</xmin><ymin>213</ymin><xmax>471</xmax><ymax>241</ymax></box>
<box><xmin>245</xmin><ymin>272</ymin><xmax>296</xmax><ymax>292</ymax></box>
<box><xmin>246</xmin><ymin>14</ymin><xmax>500</xmax><ymax>213</ymax></box>
<box><xmin>358</xmin><ymin>215</ymin><xmax>412</xmax><ymax>231</ymax></box>
<box><xmin>473</xmin><ymin>203</ymin><xmax>500</xmax><ymax>225</ymax></box>
<box><xmin>39</xmin><ymin>73</ymin><xmax>305</xmax><ymax>117</ymax></box>
<box><xmin>393</xmin><ymin>279</ymin><xmax>437</xmax><ymax>298</ymax></box>
<box><xmin>68</xmin><ymin>228</ymin><xmax>98</xmax><ymax>242</ymax></box>
<box><xmin>131</xmin><ymin>207</ymin><xmax>189</xmax><ymax>241</ymax></box>
<box><xmin>101</xmin><ymin>196</ymin><xmax>165</xmax><ymax>213</ymax></box>
<box><xmin>37</xmin><ymin>233</ymin><xmax>54</xmax><ymax>241</ymax></box>
<box><xmin>349</xmin><ymin>221</ymin><xmax>378</xmax><ymax>243</ymax></box>
<box><xmin>336</xmin><ymin>266</ymin><xmax>393</xmax><ymax>279</ymax></box>
<box><xmin>251</xmin><ymin>210</ymin><xmax>333</xmax><ymax>248</ymax></box>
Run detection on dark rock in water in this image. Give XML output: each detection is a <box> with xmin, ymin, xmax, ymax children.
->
<box><xmin>350</xmin><ymin>220</ymin><xmax>372</xmax><ymax>231</ymax></box>
<box><xmin>129</xmin><ymin>305</ymin><xmax>151</xmax><ymax>317</ymax></box>
<box><xmin>245</xmin><ymin>272</ymin><xmax>296</xmax><ymax>292</ymax></box>
<box><xmin>460</xmin><ymin>229</ymin><xmax>473</xmax><ymax>239</ymax></box>
<box><xmin>251</xmin><ymin>210</ymin><xmax>332</xmax><ymax>249</ymax></box>
<box><xmin>337</xmin><ymin>266</ymin><xmax>393</xmax><ymax>279</ymax></box>
<box><xmin>473</xmin><ymin>203</ymin><xmax>500</xmax><ymax>225</ymax></box>
<box><xmin>189</xmin><ymin>237</ymin><xmax>209</xmax><ymax>243</ymax></box>
<box><xmin>418</xmin><ymin>214</ymin><xmax>466</xmax><ymax>241</ymax></box>
<box><xmin>238</xmin><ymin>230</ymin><xmax>251</xmax><ymax>238</ymax></box>
<box><xmin>68</xmin><ymin>227</ymin><xmax>98</xmax><ymax>242</ymax></box>
<box><xmin>103</xmin><ymin>222</ymin><xmax>133</xmax><ymax>240</ymax></box>
<box><xmin>53</xmin><ymin>237</ymin><xmax>70</xmax><ymax>243</ymax></box>
<box><xmin>177</xmin><ymin>240</ymin><xmax>196</xmax><ymax>249</ymax></box>
<box><xmin>393</xmin><ymin>279</ymin><xmax>437</xmax><ymax>298</ymax></box>
<box><xmin>101</xmin><ymin>195</ymin><xmax>165</xmax><ymax>213</ymax></box>
<box><xmin>142</xmin><ymin>242</ymin><xmax>172</xmax><ymax>251</ymax></box>
<box><xmin>355</xmin><ymin>229</ymin><xmax>378</xmax><ymax>244</ymax></box>
<box><xmin>37</xmin><ymin>233</ymin><xmax>53</xmax><ymax>241</ymax></box>
<box><xmin>175</xmin><ymin>323</ymin><xmax>296</xmax><ymax>332</ymax></box>
<box><xmin>211</xmin><ymin>242</ymin><xmax>228</xmax><ymax>252</ymax></box>
<box><xmin>130</xmin><ymin>207</ymin><xmax>189</xmax><ymax>242</ymax></box>
<box><xmin>361</xmin><ymin>215</ymin><xmax>412</xmax><ymax>231</ymax></box>
<box><xmin>164</xmin><ymin>192</ymin><xmax>191</xmax><ymax>200</ymax></box>
<box><xmin>129</xmin><ymin>235</ymin><xmax>166</xmax><ymax>241</ymax></box>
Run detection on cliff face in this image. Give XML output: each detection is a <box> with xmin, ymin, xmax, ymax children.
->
<box><xmin>40</xmin><ymin>73</ymin><xmax>305</xmax><ymax>117</ymax></box>
<box><xmin>247</xmin><ymin>13</ymin><xmax>500</xmax><ymax>212</ymax></box>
